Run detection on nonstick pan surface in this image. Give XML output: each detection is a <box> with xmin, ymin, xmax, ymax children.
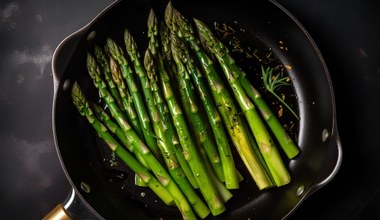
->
<box><xmin>51</xmin><ymin>0</ymin><xmax>342</xmax><ymax>219</ymax></box>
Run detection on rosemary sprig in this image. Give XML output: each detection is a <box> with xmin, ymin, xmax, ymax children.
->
<box><xmin>262</xmin><ymin>65</ymin><xmax>299</xmax><ymax>120</ymax></box>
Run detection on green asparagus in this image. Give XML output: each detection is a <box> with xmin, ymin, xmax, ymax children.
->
<box><xmin>147</xmin><ymin>9</ymin><xmax>199</xmax><ymax>190</ymax></box>
<box><xmin>93</xmin><ymin>45</ymin><xmax>125</xmax><ymax>113</ymax></box>
<box><xmin>90</xmin><ymin>101</ymin><xmax>148</xmax><ymax>187</ymax></box>
<box><xmin>72</xmin><ymin>3</ymin><xmax>302</xmax><ymax>218</ymax></box>
<box><xmin>171</xmin><ymin>28</ymin><xmax>239</xmax><ymax>189</ymax></box>
<box><xmin>156</xmin><ymin>33</ymin><xmax>226</xmax><ymax>215</ymax></box>
<box><xmin>170</xmin><ymin>33</ymin><xmax>225</xmax><ymax>183</ymax></box>
<box><xmin>71</xmin><ymin>82</ymin><xmax>173</xmax><ymax>206</ymax></box>
<box><xmin>166</xmin><ymin>3</ymin><xmax>274</xmax><ymax>189</ymax></box>
<box><xmin>86</xmin><ymin>52</ymin><xmax>197</xmax><ymax>220</ymax></box>
<box><xmin>90</xmin><ymin>102</ymin><xmax>149</xmax><ymax>169</ymax></box>
<box><xmin>144</xmin><ymin>49</ymin><xmax>211</xmax><ymax>219</ymax></box>
<box><xmin>240</xmin><ymin>70</ymin><xmax>300</xmax><ymax>159</ymax></box>
<box><xmin>109</xmin><ymin>55</ymin><xmax>143</xmax><ymax>137</ymax></box>
<box><xmin>106</xmin><ymin>38</ymin><xmax>162</xmax><ymax>161</ymax></box>
<box><xmin>194</xmin><ymin>18</ymin><xmax>291</xmax><ymax>186</ymax></box>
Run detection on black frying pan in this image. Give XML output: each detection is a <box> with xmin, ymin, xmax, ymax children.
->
<box><xmin>48</xmin><ymin>0</ymin><xmax>342</xmax><ymax>219</ymax></box>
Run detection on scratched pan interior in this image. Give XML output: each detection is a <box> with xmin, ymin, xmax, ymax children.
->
<box><xmin>52</xmin><ymin>0</ymin><xmax>337</xmax><ymax>219</ymax></box>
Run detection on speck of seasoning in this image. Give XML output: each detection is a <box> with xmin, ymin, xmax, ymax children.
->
<box><xmin>278</xmin><ymin>105</ymin><xmax>284</xmax><ymax>118</ymax></box>
<box><xmin>141</xmin><ymin>192</ymin><xmax>146</xmax><ymax>197</ymax></box>
<box><xmin>281</xmin><ymin>93</ymin><xmax>286</xmax><ymax>101</ymax></box>
<box><xmin>285</xmin><ymin>64</ymin><xmax>293</xmax><ymax>70</ymax></box>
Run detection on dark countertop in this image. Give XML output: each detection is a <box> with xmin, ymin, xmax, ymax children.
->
<box><xmin>0</xmin><ymin>0</ymin><xmax>379</xmax><ymax>219</ymax></box>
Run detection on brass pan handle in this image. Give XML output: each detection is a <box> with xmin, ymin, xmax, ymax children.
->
<box><xmin>42</xmin><ymin>204</ymin><xmax>71</xmax><ymax>220</ymax></box>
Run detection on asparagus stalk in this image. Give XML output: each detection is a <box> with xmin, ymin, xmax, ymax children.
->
<box><xmin>167</xmin><ymin>3</ymin><xmax>273</xmax><ymax>190</ymax></box>
<box><xmin>93</xmin><ymin>45</ymin><xmax>125</xmax><ymax>113</ymax></box>
<box><xmin>90</xmin><ymin>102</ymin><xmax>148</xmax><ymax>187</ymax></box>
<box><xmin>156</xmin><ymin>34</ymin><xmax>226</xmax><ymax>215</ymax></box>
<box><xmin>240</xmin><ymin>74</ymin><xmax>300</xmax><ymax>159</ymax></box>
<box><xmin>71</xmin><ymin>82</ymin><xmax>173</xmax><ymax>206</ymax></box>
<box><xmin>98</xmin><ymin>42</ymin><xmax>147</xmax><ymax>187</ymax></box>
<box><xmin>159</xmin><ymin>20</ymin><xmax>177</xmax><ymax>79</ymax></box>
<box><xmin>147</xmin><ymin>9</ymin><xmax>199</xmax><ymax>189</ymax></box>
<box><xmin>144</xmin><ymin>49</ymin><xmax>210</xmax><ymax>219</ymax></box>
<box><xmin>106</xmin><ymin>38</ymin><xmax>162</xmax><ymax>161</ymax></box>
<box><xmin>194</xmin><ymin>19</ymin><xmax>291</xmax><ymax>186</ymax></box>
<box><xmin>171</xmin><ymin>29</ymin><xmax>239</xmax><ymax>189</ymax></box>
<box><xmin>108</xmin><ymin>55</ymin><xmax>143</xmax><ymax>137</ymax></box>
<box><xmin>86</xmin><ymin>52</ymin><xmax>197</xmax><ymax>219</ymax></box>
<box><xmin>90</xmin><ymin>102</ymin><xmax>149</xmax><ymax>169</ymax></box>
<box><xmin>170</xmin><ymin>34</ymin><xmax>225</xmax><ymax>183</ymax></box>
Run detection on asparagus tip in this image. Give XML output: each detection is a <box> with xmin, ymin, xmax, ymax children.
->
<box><xmin>106</xmin><ymin>38</ymin><xmax>117</xmax><ymax>54</ymax></box>
<box><xmin>143</xmin><ymin>48</ymin><xmax>154</xmax><ymax>74</ymax></box>
<box><xmin>148</xmin><ymin>8</ymin><xmax>157</xmax><ymax>29</ymax></box>
<box><xmin>124</xmin><ymin>28</ymin><xmax>139</xmax><ymax>61</ymax></box>
<box><xmin>164</xmin><ymin>1</ymin><xmax>174</xmax><ymax>28</ymax></box>
<box><xmin>71</xmin><ymin>82</ymin><xmax>86</xmax><ymax>116</ymax></box>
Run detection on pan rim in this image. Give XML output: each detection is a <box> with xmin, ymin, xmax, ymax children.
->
<box><xmin>51</xmin><ymin>0</ymin><xmax>342</xmax><ymax>219</ymax></box>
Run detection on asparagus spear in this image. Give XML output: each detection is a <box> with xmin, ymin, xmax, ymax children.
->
<box><xmin>160</xmin><ymin>20</ymin><xmax>233</xmax><ymax>198</ymax></box>
<box><xmin>86</xmin><ymin>52</ymin><xmax>197</xmax><ymax>219</ymax></box>
<box><xmin>71</xmin><ymin>82</ymin><xmax>173</xmax><ymax>206</ymax></box>
<box><xmin>171</xmin><ymin>29</ymin><xmax>239</xmax><ymax>189</ymax></box>
<box><xmin>93</xmin><ymin>45</ymin><xmax>125</xmax><ymax>113</ymax></box>
<box><xmin>194</xmin><ymin>19</ymin><xmax>291</xmax><ymax>186</ymax></box>
<box><xmin>90</xmin><ymin>102</ymin><xmax>149</xmax><ymax>169</ymax></box>
<box><xmin>90</xmin><ymin>101</ymin><xmax>148</xmax><ymax>187</ymax></box>
<box><xmin>94</xmin><ymin>46</ymin><xmax>148</xmax><ymax>186</ymax></box>
<box><xmin>159</xmin><ymin>20</ymin><xmax>177</xmax><ymax>79</ymax></box>
<box><xmin>170</xmin><ymin>34</ymin><xmax>225</xmax><ymax>183</ymax></box>
<box><xmin>156</xmin><ymin>34</ymin><xmax>226</xmax><ymax>216</ymax></box>
<box><xmin>147</xmin><ymin>9</ymin><xmax>199</xmax><ymax>190</ymax></box>
<box><xmin>106</xmin><ymin>38</ymin><xmax>162</xmax><ymax>161</ymax></box>
<box><xmin>145</xmin><ymin>49</ymin><xmax>210</xmax><ymax>219</ymax></box>
<box><xmin>166</xmin><ymin>3</ymin><xmax>273</xmax><ymax>190</ymax></box>
<box><xmin>108</xmin><ymin>55</ymin><xmax>143</xmax><ymax>137</ymax></box>
<box><xmin>240</xmin><ymin>73</ymin><xmax>300</xmax><ymax>159</ymax></box>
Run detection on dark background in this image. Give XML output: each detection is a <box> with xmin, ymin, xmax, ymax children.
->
<box><xmin>0</xmin><ymin>0</ymin><xmax>379</xmax><ymax>219</ymax></box>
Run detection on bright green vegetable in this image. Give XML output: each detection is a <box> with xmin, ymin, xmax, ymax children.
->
<box><xmin>93</xmin><ymin>45</ymin><xmax>125</xmax><ymax>114</ymax></box>
<box><xmin>166</xmin><ymin>3</ymin><xmax>274</xmax><ymax>189</ymax></box>
<box><xmin>86</xmin><ymin>53</ymin><xmax>197</xmax><ymax>219</ymax></box>
<box><xmin>108</xmin><ymin>55</ymin><xmax>142</xmax><ymax>137</ymax></box>
<box><xmin>147</xmin><ymin>9</ymin><xmax>199</xmax><ymax>190</ymax></box>
<box><xmin>194</xmin><ymin>18</ymin><xmax>291</xmax><ymax>186</ymax></box>
<box><xmin>106</xmin><ymin>38</ymin><xmax>162</xmax><ymax>161</ymax></box>
<box><xmin>170</xmin><ymin>28</ymin><xmax>239</xmax><ymax>189</ymax></box>
<box><xmin>145</xmin><ymin>48</ymin><xmax>210</xmax><ymax>219</ymax></box>
<box><xmin>240</xmin><ymin>68</ymin><xmax>300</xmax><ymax>159</ymax></box>
<box><xmin>71</xmin><ymin>82</ymin><xmax>173</xmax><ymax>206</ymax></box>
<box><xmin>156</xmin><ymin>30</ymin><xmax>226</xmax><ymax>215</ymax></box>
<box><xmin>170</xmin><ymin>33</ymin><xmax>225</xmax><ymax>183</ymax></box>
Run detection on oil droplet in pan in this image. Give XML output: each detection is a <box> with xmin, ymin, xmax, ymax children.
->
<box><xmin>80</xmin><ymin>181</ymin><xmax>91</xmax><ymax>193</ymax></box>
